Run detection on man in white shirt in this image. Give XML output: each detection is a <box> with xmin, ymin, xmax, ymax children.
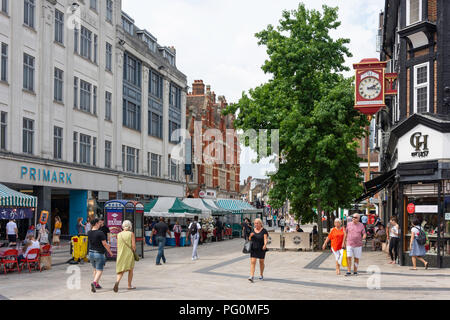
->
<box><xmin>6</xmin><ymin>219</ymin><xmax>18</xmax><ymax>245</ymax></box>
<box><xmin>188</xmin><ymin>217</ymin><xmax>201</xmax><ymax>261</ymax></box>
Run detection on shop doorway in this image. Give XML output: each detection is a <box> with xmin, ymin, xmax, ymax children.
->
<box><xmin>51</xmin><ymin>189</ymin><xmax>70</xmax><ymax>236</ymax></box>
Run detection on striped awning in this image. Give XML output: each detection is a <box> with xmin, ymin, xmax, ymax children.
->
<box><xmin>144</xmin><ymin>197</ymin><xmax>201</xmax><ymax>218</ymax></box>
<box><xmin>0</xmin><ymin>183</ymin><xmax>37</xmax><ymax>208</ymax></box>
<box><xmin>216</xmin><ymin>199</ymin><xmax>260</xmax><ymax>214</ymax></box>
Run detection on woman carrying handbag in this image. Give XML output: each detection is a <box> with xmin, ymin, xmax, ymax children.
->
<box><xmin>114</xmin><ymin>220</ymin><xmax>137</xmax><ymax>292</ymax></box>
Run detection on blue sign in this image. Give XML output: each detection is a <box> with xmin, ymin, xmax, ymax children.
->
<box><xmin>20</xmin><ymin>166</ymin><xmax>72</xmax><ymax>185</ymax></box>
<box><xmin>0</xmin><ymin>208</ymin><xmax>34</xmax><ymax>220</ymax></box>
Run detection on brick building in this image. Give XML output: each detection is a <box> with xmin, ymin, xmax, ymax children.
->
<box><xmin>186</xmin><ymin>80</ymin><xmax>240</xmax><ymax>199</ymax></box>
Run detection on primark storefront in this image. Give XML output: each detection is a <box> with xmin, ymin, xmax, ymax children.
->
<box><xmin>0</xmin><ymin>153</ymin><xmax>184</xmax><ymax>240</ymax></box>
<box><xmin>372</xmin><ymin>114</ymin><xmax>450</xmax><ymax>268</ymax></box>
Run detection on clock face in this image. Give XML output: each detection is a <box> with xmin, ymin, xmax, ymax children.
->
<box><xmin>359</xmin><ymin>77</ymin><xmax>382</xmax><ymax>100</ymax></box>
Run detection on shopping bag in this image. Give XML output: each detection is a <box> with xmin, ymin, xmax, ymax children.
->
<box><xmin>243</xmin><ymin>241</ymin><xmax>252</xmax><ymax>254</ymax></box>
<box><xmin>341</xmin><ymin>249</ymin><xmax>348</xmax><ymax>267</ymax></box>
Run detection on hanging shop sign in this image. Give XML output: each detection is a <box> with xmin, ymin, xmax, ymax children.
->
<box><xmin>415</xmin><ymin>205</ymin><xmax>438</xmax><ymax>214</ymax></box>
<box><xmin>445</xmin><ymin>213</ymin><xmax>450</xmax><ymax>221</ymax></box>
<box><xmin>39</xmin><ymin>210</ymin><xmax>49</xmax><ymax>225</ymax></box>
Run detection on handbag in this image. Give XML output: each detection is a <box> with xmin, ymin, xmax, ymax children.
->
<box><xmin>243</xmin><ymin>240</ymin><xmax>252</xmax><ymax>254</ymax></box>
<box><xmin>122</xmin><ymin>234</ymin><xmax>140</xmax><ymax>262</ymax></box>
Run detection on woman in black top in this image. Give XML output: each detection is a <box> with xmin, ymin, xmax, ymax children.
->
<box><xmin>248</xmin><ymin>218</ymin><xmax>268</xmax><ymax>283</ymax></box>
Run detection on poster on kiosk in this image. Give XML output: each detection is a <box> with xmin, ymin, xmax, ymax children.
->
<box><xmin>104</xmin><ymin>200</ymin><xmax>145</xmax><ymax>259</ymax></box>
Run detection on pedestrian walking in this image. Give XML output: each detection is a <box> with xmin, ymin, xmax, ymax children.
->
<box><xmin>85</xmin><ymin>217</ymin><xmax>92</xmax><ymax>234</ymax></box>
<box><xmin>216</xmin><ymin>217</ymin><xmax>223</xmax><ymax>241</ymax></box>
<box><xmin>173</xmin><ymin>221</ymin><xmax>182</xmax><ymax>247</ymax></box>
<box><xmin>53</xmin><ymin>216</ymin><xmax>62</xmax><ymax>246</ymax></box>
<box><xmin>88</xmin><ymin>218</ymin><xmax>113</xmax><ymax>293</ymax></box>
<box><xmin>6</xmin><ymin>219</ymin><xmax>18</xmax><ymax>246</ymax></box>
<box><xmin>322</xmin><ymin>219</ymin><xmax>346</xmax><ymax>275</ymax></box>
<box><xmin>273</xmin><ymin>214</ymin><xmax>278</xmax><ymax>228</ymax></box>
<box><xmin>409</xmin><ymin>218</ymin><xmax>429</xmax><ymax>270</ymax></box>
<box><xmin>388</xmin><ymin>216</ymin><xmax>400</xmax><ymax>264</ymax></box>
<box><xmin>266</xmin><ymin>214</ymin><xmax>272</xmax><ymax>228</ymax></box>
<box><xmin>242</xmin><ymin>218</ymin><xmax>252</xmax><ymax>241</ymax></box>
<box><xmin>99</xmin><ymin>217</ymin><xmax>111</xmax><ymax>244</ymax></box>
<box><xmin>279</xmin><ymin>216</ymin><xmax>286</xmax><ymax>232</ymax></box>
<box><xmin>248</xmin><ymin>218</ymin><xmax>268</xmax><ymax>282</ymax></box>
<box><xmin>188</xmin><ymin>217</ymin><xmax>201</xmax><ymax>261</ymax></box>
<box><xmin>343</xmin><ymin>213</ymin><xmax>366</xmax><ymax>276</ymax></box>
<box><xmin>76</xmin><ymin>217</ymin><xmax>85</xmax><ymax>235</ymax></box>
<box><xmin>114</xmin><ymin>220</ymin><xmax>136</xmax><ymax>292</ymax></box>
<box><xmin>153</xmin><ymin>217</ymin><xmax>171</xmax><ymax>265</ymax></box>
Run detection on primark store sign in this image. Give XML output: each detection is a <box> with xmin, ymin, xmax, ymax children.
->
<box><xmin>20</xmin><ymin>166</ymin><xmax>73</xmax><ymax>185</ymax></box>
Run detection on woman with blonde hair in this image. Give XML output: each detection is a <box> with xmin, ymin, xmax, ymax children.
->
<box><xmin>114</xmin><ymin>220</ymin><xmax>136</xmax><ymax>292</ymax></box>
<box><xmin>248</xmin><ymin>218</ymin><xmax>268</xmax><ymax>283</ymax></box>
<box><xmin>322</xmin><ymin>218</ymin><xmax>346</xmax><ymax>275</ymax></box>
<box><xmin>53</xmin><ymin>216</ymin><xmax>62</xmax><ymax>246</ymax></box>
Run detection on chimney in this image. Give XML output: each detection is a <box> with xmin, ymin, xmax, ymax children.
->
<box><xmin>192</xmin><ymin>80</ymin><xmax>205</xmax><ymax>95</ymax></box>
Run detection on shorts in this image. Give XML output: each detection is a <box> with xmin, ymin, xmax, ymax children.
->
<box><xmin>332</xmin><ymin>249</ymin><xmax>344</xmax><ymax>263</ymax></box>
<box><xmin>346</xmin><ymin>246</ymin><xmax>362</xmax><ymax>259</ymax></box>
<box><xmin>55</xmin><ymin>229</ymin><xmax>61</xmax><ymax>235</ymax></box>
<box><xmin>89</xmin><ymin>251</ymin><xmax>106</xmax><ymax>271</ymax></box>
<box><xmin>7</xmin><ymin>234</ymin><xmax>16</xmax><ymax>243</ymax></box>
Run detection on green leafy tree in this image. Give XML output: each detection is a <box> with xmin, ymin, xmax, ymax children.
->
<box><xmin>225</xmin><ymin>3</ymin><xmax>368</xmax><ymax>242</ymax></box>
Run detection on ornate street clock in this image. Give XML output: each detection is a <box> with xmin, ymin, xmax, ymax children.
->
<box><xmin>353</xmin><ymin>58</ymin><xmax>387</xmax><ymax>115</ymax></box>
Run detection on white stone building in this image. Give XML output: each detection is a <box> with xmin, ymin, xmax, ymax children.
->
<box><xmin>0</xmin><ymin>0</ymin><xmax>187</xmax><ymax>236</ymax></box>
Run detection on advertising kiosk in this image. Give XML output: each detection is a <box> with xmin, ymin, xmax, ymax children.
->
<box><xmin>104</xmin><ymin>200</ymin><xmax>145</xmax><ymax>259</ymax></box>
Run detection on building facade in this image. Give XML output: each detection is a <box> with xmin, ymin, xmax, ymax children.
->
<box><xmin>0</xmin><ymin>0</ymin><xmax>187</xmax><ymax>237</ymax></box>
<box><xmin>376</xmin><ymin>0</ymin><xmax>450</xmax><ymax>267</ymax></box>
<box><xmin>186</xmin><ymin>80</ymin><xmax>240</xmax><ymax>199</ymax></box>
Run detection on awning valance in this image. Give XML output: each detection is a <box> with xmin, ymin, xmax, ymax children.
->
<box><xmin>355</xmin><ymin>170</ymin><xmax>396</xmax><ymax>203</ymax></box>
<box><xmin>144</xmin><ymin>197</ymin><xmax>201</xmax><ymax>218</ymax></box>
<box><xmin>215</xmin><ymin>199</ymin><xmax>262</xmax><ymax>214</ymax></box>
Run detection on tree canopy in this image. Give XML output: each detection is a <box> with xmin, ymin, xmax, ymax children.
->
<box><xmin>225</xmin><ymin>3</ymin><xmax>368</xmax><ymax>231</ymax></box>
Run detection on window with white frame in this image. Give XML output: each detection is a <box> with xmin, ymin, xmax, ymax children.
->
<box><xmin>106</xmin><ymin>42</ymin><xmax>112</xmax><ymax>71</ymax></box>
<box><xmin>105</xmin><ymin>91</ymin><xmax>112</xmax><ymax>120</ymax></box>
<box><xmin>54</xmin><ymin>68</ymin><xmax>63</xmax><ymax>102</ymax></box>
<box><xmin>80</xmin><ymin>133</ymin><xmax>91</xmax><ymax>165</ymax></box>
<box><xmin>1</xmin><ymin>43</ymin><xmax>7</xmax><ymax>82</ymax></box>
<box><xmin>90</xmin><ymin>0</ymin><xmax>97</xmax><ymax>11</ymax></box>
<box><xmin>123</xmin><ymin>145</ymin><xmax>139</xmax><ymax>173</ymax></box>
<box><xmin>24</xmin><ymin>0</ymin><xmax>35</xmax><ymax>28</ymax></box>
<box><xmin>105</xmin><ymin>140</ymin><xmax>112</xmax><ymax>168</ymax></box>
<box><xmin>407</xmin><ymin>0</ymin><xmax>422</xmax><ymax>26</ymax></box>
<box><xmin>55</xmin><ymin>9</ymin><xmax>64</xmax><ymax>44</ymax></box>
<box><xmin>0</xmin><ymin>111</ymin><xmax>6</xmax><ymax>150</ymax></box>
<box><xmin>1</xmin><ymin>0</ymin><xmax>8</xmax><ymax>14</ymax></box>
<box><xmin>149</xmin><ymin>153</ymin><xmax>161</xmax><ymax>177</ymax></box>
<box><xmin>80</xmin><ymin>80</ymin><xmax>92</xmax><ymax>112</ymax></box>
<box><xmin>54</xmin><ymin>126</ymin><xmax>63</xmax><ymax>160</ymax></box>
<box><xmin>106</xmin><ymin>0</ymin><xmax>113</xmax><ymax>22</ymax></box>
<box><xmin>414</xmin><ymin>62</ymin><xmax>429</xmax><ymax>114</ymax></box>
<box><xmin>23</xmin><ymin>53</ymin><xmax>34</xmax><ymax>91</ymax></box>
<box><xmin>168</xmin><ymin>155</ymin><xmax>178</xmax><ymax>181</ymax></box>
<box><xmin>80</xmin><ymin>26</ymin><xmax>92</xmax><ymax>60</ymax></box>
<box><xmin>22</xmin><ymin>118</ymin><xmax>34</xmax><ymax>154</ymax></box>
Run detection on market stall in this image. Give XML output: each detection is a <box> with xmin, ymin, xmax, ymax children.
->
<box><xmin>215</xmin><ymin>199</ymin><xmax>263</xmax><ymax>237</ymax></box>
<box><xmin>144</xmin><ymin>197</ymin><xmax>201</xmax><ymax>247</ymax></box>
<box><xmin>0</xmin><ymin>183</ymin><xmax>38</xmax><ymax>241</ymax></box>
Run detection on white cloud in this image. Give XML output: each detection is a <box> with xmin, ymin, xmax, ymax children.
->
<box><xmin>122</xmin><ymin>0</ymin><xmax>385</xmax><ymax>182</ymax></box>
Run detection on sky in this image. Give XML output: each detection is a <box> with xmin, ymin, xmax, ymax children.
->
<box><xmin>122</xmin><ymin>0</ymin><xmax>385</xmax><ymax>183</ymax></box>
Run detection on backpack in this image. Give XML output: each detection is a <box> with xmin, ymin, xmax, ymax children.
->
<box><xmin>415</xmin><ymin>226</ymin><xmax>427</xmax><ymax>246</ymax></box>
<box><xmin>189</xmin><ymin>222</ymin><xmax>198</xmax><ymax>236</ymax></box>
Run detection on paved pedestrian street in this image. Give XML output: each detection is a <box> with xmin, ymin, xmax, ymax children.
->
<box><xmin>1</xmin><ymin>238</ymin><xmax>450</xmax><ymax>300</ymax></box>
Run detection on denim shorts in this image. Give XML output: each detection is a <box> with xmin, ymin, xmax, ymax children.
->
<box><xmin>89</xmin><ymin>251</ymin><xmax>106</xmax><ymax>271</ymax></box>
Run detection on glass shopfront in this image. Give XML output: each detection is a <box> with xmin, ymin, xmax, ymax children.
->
<box><xmin>402</xmin><ymin>181</ymin><xmax>450</xmax><ymax>266</ymax></box>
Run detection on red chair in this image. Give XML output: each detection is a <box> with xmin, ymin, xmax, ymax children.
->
<box><xmin>20</xmin><ymin>248</ymin><xmax>40</xmax><ymax>273</ymax></box>
<box><xmin>1</xmin><ymin>249</ymin><xmax>20</xmax><ymax>274</ymax></box>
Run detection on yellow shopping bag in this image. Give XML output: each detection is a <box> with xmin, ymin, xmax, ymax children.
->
<box><xmin>341</xmin><ymin>249</ymin><xmax>348</xmax><ymax>267</ymax></box>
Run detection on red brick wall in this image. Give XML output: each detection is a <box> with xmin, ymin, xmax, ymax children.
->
<box><xmin>428</xmin><ymin>0</ymin><xmax>437</xmax><ymax>22</ymax></box>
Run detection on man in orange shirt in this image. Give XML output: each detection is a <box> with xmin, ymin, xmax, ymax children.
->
<box><xmin>322</xmin><ymin>219</ymin><xmax>346</xmax><ymax>275</ymax></box>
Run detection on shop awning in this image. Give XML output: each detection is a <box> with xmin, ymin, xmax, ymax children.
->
<box><xmin>355</xmin><ymin>170</ymin><xmax>396</xmax><ymax>203</ymax></box>
<box><xmin>216</xmin><ymin>199</ymin><xmax>262</xmax><ymax>214</ymax></box>
<box><xmin>182</xmin><ymin>199</ymin><xmax>230</xmax><ymax>217</ymax></box>
<box><xmin>0</xmin><ymin>183</ymin><xmax>37</xmax><ymax>208</ymax></box>
<box><xmin>144</xmin><ymin>197</ymin><xmax>201</xmax><ymax>218</ymax></box>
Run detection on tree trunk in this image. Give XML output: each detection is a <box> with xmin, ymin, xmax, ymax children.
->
<box><xmin>317</xmin><ymin>200</ymin><xmax>323</xmax><ymax>248</ymax></box>
<box><xmin>326</xmin><ymin>211</ymin><xmax>331</xmax><ymax>232</ymax></box>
